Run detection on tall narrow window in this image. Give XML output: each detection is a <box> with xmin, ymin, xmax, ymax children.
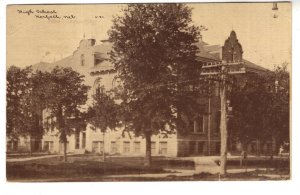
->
<box><xmin>159</xmin><ymin>142</ymin><xmax>168</xmax><ymax>155</ymax></box>
<box><xmin>123</xmin><ymin>141</ymin><xmax>130</xmax><ymax>153</ymax></box>
<box><xmin>59</xmin><ymin>141</ymin><xmax>69</xmax><ymax>153</ymax></box>
<box><xmin>44</xmin><ymin>141</ymin><xmax>49</xmax><ymax>151</ymax></box>
<box><xmin>198</xmin><ymin>142</ymin><xmax>205</xmax><ymax>154</ymax></box>
<box><xmin>111</xmin><ymin>141</ymin><xmax>118</xmax><ymax>153</ymax></box>
<box><xmin>216</xmin><ymin>111</ymin><xmax>221</xmax><ymax>132</ymax></box>
<box><xmin>99</xmin><ymin>141</ymin><xmax>104</xmax><ymax>153</ymax></box>
<box><xmin>82</xmin><ymin>132</ymin><xmax>86</xmax><ymax>149</ymax></box>
<box><xmin>189</xmin><ymin>141</ymin><xmax>196</xmax><ymax>155</ymax></box>
<box><xmin>92</xmin><ymin>141</ymin><xmax>99</xmax><ymax>153</ymax></box>
<box><xmin>44</xmin><ymin>141</ymin><xmax>54</xmax><ymax>152</ymax></box>
<box><xmin>151</xmin><ymin>142</ymin><xmax>156</xmax><ymax>154</ymax></box>
<box><xmin>194</xmin><ymin>115</ymin><xmax>204</xmax><ymax>133</ymax></box>
<box><xmin>94</xmin><ymin>53</ymin><xmax>103</xmax><ymax>66</ymax></box>
<box><xmin>75</xmin><ymin>131</ymin><xmax>80</xmax><ymax>149</ymax></box>
<box><xmin>214</xmin><ymin>82</ymin><xmax>219</xmax><ymax>96</ymax></box>
<box><xmin>134</xmin><ymin>141</ymin><xmax>141</xmax><ymax>153</ymax></box>
<box><xmin>49</xmin><ymin>141</ymin><xmax>54</xmax><ymax>152</ymax></box>
<box><xmin>81</xmin><ymin>54</ymin><xmax>85</xmax><ymax>66</ymax></box>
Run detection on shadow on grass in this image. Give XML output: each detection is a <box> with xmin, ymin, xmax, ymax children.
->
<box><xmin>6</xmin><ymin>155</ymin><xmax>290</xmax><ymax>182</ymax></box>
<box><xmin>7</xmin><ymin>155</ymin><xmax>169</xmax><ymax>181</ymax></box>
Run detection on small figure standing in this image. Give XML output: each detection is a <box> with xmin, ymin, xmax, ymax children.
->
<box><xmin>279</xmin><ymin>145</ymin><xmax>284</xmax><ymax>157</ymax></box>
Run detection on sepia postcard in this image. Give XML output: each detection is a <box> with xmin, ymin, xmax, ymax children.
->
<box><xmin>6</xmin><ymin>2</ymin><xmax>291</xmax><ymax>182</ymax></box>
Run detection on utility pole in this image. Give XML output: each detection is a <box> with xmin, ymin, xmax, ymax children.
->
<box><xmin>207</xmin><ymin>78</ymin><xmax>211</xmax><ymax>156</ymax></box>
<box><xmin>201</xmin><ymin>61</ymin><xmax>245</xmax><ymax>175</ymax></box>
<box><xmin>102</xmin><ymin>131</ymin><xmax>105</xmax><ymax>162</ymax></box>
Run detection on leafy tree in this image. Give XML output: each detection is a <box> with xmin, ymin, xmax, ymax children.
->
<box><xmin>109</xmin><ymin>4</ymin><xmax>201</xmax><ymax>166</ymax></box>
<box><xmin>265</xmin><ymin>63</ymin><xmax>290</xmax><ymax>150</ymax></box>
<box><xmin>7</xmin><ymin>66</ymin><xmax>32</xmax><ymax>138</ymax></box>
<box><xmin>229</xmin><ymin>73</ymin><xmax>271</xmax><ymax>153</ymax></box>
<box><xmin>43</xmin><ymin>67</ymin><xmax>89</xmax><ymax>162</ymax></box>
<box><xmin>7</xmin><ymin>66</ymin><xmax>52</xmax><ymax>153</ymax></box>
<box><xmin>87</xmin><ymin>86</ymin><xmax>119</xmax><ymax>161</ymax></box>
<box><xmin>228</xmin><ymin>63</ymin><xmax>290</xmax><ymax>156</ymax></box>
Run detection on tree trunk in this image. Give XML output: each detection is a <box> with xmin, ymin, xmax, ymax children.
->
<box><xmin>63</xmin><ymin>138</ymin><xmax>67</xmax><ymax>162</ymax></box>
<box><xmin>29</xmin><ymin>138</ymin><xmax>32</xmax><ymax>156</ymax></box>
<box><xmin>29</xmin><ymin>139</ymin><xmax>32</xmax><ymax>156</ymax></box>
<box><xmin>144</xmin><ymin>132</ymin><xmax>152</xmax><ymax>166</ymax></box>
<box><xmin>57</xmin><ymin>106</ymin><xmax>67</xmax><ymax>162</ymax></box>
<box><xmin>256</xmin><ymin>139</ymin><xmax>261</xmax><ymax>156</ymax></box>
<box><xmin>102</xmin><ymin>131</ymin><xmax>105</xmax><ymax>162</ymax></box>
<box><xmin>240</xmin><ymin>143</ymin><xmax>244</xmax><ymax>167</ymax></box>
<box><xmin>219</xmin><ymin>74</ymin><xmax>228</xmax><ymax>175</ymax></box>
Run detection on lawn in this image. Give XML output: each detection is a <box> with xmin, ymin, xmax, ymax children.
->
<box><xmin>7</xmin><ymin>155</ymin><xmax>170</xmax><ymax>181</ymax></box>
<box><xmin>6</xmin><ymin>152</ymin><xmax>56</xmax><ymax>159</ymax></box>
<box><xmin>6</xmin><ymin>154</ymin><xmax>290</xmax><ymax>182</ymax></box>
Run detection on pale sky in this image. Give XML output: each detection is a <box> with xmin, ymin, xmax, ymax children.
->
<box><xmin>6</xmin><ymin>3</ymin><xmax>291</xmax><ymax>70</ymax></box>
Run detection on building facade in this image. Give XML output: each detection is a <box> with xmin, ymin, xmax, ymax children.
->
<box><xmin>7</xmin><ymin>31</ymin><xmax>273</xmax><ymax>157</ymax></box>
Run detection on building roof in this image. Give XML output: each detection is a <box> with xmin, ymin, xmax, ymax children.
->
<box><xmin>93</xmin><ymin>44</ymin><xmax>113</xmax><ymax>59</ymax></box>
<box><xmin>244</xmin><ymin>59</ymin><xmax>269</xmax><ymax>73</ymax></box>
<box><xmin>32</xmin><ymin>37</ymin><xmax>268</xmax><ymax>76</ymax></box>
<box><xmin>195</xmin><ymin>41</ymin><xmax>222</xmax><ymax>61</ymax></box>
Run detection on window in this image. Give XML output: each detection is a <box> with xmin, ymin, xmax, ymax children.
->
<box><xmin>94</xmin><ymin>53</ymin><xmax>104</xmax><ymax>66</ymax></box>
<box><xmin>123</xmin><ymin>141</ymin><xmax>130</xmax><ymax>153</ymax></box>
<box><xmin>111</xmin><ymin>141</ymin><xmax>118</xmax><ymax>153</ymax></box>
<box><xmin>214</xmin><ymin>82</ymin><xmax>219</xmax><ymax>96</ymax></box>
<box><xmin>189</xmin><ymin>141</ymin><xmax>196</xmax><ymax>154</ymax></box>
<box><xmin>45</xmin><ymin>116</ymin><xmax>54</xmax><ymax>132</ymax></box>
<box><xmin>75</xmin><ymin>132</ymin><xmax>80</xmax><ymax>149</ymax></box>
<box><xmin>82</xmin><ymin>132</ymin><xmax>86</xmax><ymax>148</ymax></box>
<box><xmin>44</xmin><ymin>141</ymin><xmax>49</xmax><ymax>151</ymax></box>
<box><xmin>151</xmin><ymin>142</ymin><xmax>156</xmax><ymax>154</ymax></box>
<box><xmin>198</xmin><ymin>142</ymin><xmax>205</xmax><ymax>154</ymax></box>
<box><xmin>7</xmin><ymin>140</ymin><xmax>18</xmax><ymax>151</ymax></box>
<box><xmin>44</xmin><ymin>141</ymin><xmax>54</xmax><ymax>152</ymax></box>
<box><xmin>7</xmin><ymin>141</ymin><xmax>12</xmax><ymax>151</ymax></box>
<box><xmin>59</xmin><ymin>141</ymin><xmax>69</xmax><ymax>153</ymax></box>
<box><xmin>81</xmin><ymin>54</ymin><xmax>85</xmax><ymax>66</ymax></box>
<box><xmin>194</xmin><ymin>115</ymin><xmax>204</xmax><ymax>133</ymax></box>
<box><xmin>215</xmin><ymin>142</ymin><xmax>221</xmax><ymax>154</ymax></box>
<box><xmin>92</xmin><ymin>141</ymin><xmax>104</xmax><ymax>153</ymax></box>
<box><xmin>216</xmin><ymin>111</ymin><xmax>221</xmax><ymax>132</ymax></box>
<box><xmin>159</xmin><ymin>142</ymin><xmax>168</xmax><ymax>155</ymax></box>
<box><xmin>49</xmin><ymin>141</ymin><xmax>54</xmax><ymax>152</ymax></box>
<box><xmin>92</xmin><ymin>141</ymin><xmax>99</xmax><ymax>153</ymax></box>
<box><xmin>93</xmin><ymin>77</ymin><xmax>106</xmax><ymax>95</ymax></box>
<box><xmin>100</xmin><ymin>141</ymin><xmax>104</xmax><ymax>153</ymax></box>
<box><xmin>134</xmin><ymin>142</ymin><xmax>141</xmax><ymax>153</ymax></box>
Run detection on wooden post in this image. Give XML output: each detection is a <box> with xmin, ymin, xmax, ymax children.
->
<box><xmin>208</xmin><ymin>79</ymin><xmax>211</xmax><ymax>156</ymax></box>
<box><xmin>201</xmin><ymin>61</ymin><xmax>245</xmax><ymax>176</ymax></box>
<box><xmin>219</xmin><ymin>71</ymin><xmax>228</xmax><ymax>175</ymax></box>
<box><xmin>102</xmin><ymin>131</ymin><xmax>105</xmax><ymax>162</ymax></box>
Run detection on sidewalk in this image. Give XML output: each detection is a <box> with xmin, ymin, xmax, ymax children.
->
<box><xmin>103</xmin><ymin>167</ymin><xmax>289</xmax><ymax>180</ymax></box>
<box><xmin>6</xmin><ymin>153</ymin><xmax>80</xmax><ymax>162</ymax></box>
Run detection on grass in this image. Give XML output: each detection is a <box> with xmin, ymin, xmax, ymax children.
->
<box><xmin>6</xmin><ymin>152</ymin><xmax>55</xmax><ymax>159</ymax></box>
<box><xmin>6</xmin><ymin>155</ymin><xmax>168</xmax><ymax>181</ymax></box>
<box><xmin>6</xmin><ymin>154</ymin><xmax>290</xmax><ymax>182</ymax></box>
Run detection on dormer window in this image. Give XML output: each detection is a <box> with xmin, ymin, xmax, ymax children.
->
<box><xmin>81</xmin><ymin>54</ymin><xmax>85</xmax><ymax>66</ymax></box>
<box><xmin>94</xmin><ymin>52</ymin><xmax>104</xmax><ymax>66</ymax></box>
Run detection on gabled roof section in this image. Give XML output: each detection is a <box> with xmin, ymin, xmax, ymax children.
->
<box><xmin>244</xmin><ymin>59</ymin><xmax>270</xmax><ymax>73</ymax></box>
<box><xmin>194</xmin><ymin>41</ymin><xmax>222</xmax><ymax>62</ymax></box>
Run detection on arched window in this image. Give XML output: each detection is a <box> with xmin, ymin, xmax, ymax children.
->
<box><xmin>93</xmin><ymin>77</ymin><xmax>105</xmax><ymax>95</ymax></box>
<box><xmin>81</xmin><ymin>54</ymin><xmax>85</xmax><ymax>66</ymax></box>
